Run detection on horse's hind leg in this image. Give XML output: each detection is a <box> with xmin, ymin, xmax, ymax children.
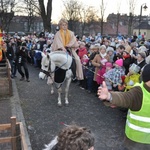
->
<box><xmin>57</xmin><ymin>87</ymin><xmax>62</xmax><ymax>106</ymax></box>
<box><xmin>65</xmin><ymin>78</ymin><xmax>72</xmax><ymax>105</ymax></box>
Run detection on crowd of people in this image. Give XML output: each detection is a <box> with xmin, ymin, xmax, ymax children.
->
<box><xmin>78</xmin><ymin>34</ymin><xmax>150</xmax><ymax>94</ymax></box>
<box><xmin>2</xmin><ymin>18</ymin><xmax>150</xmax><ymax>149</ymax></box>
<box><xmin>4</xmin><ymin>30</ymin><xmax>53</xmax><ymax>82</ymax></box>
<box><xmin>3</xmin><ymin>20</ymin><xmax>150</xmax><ymax>90</ymax></box>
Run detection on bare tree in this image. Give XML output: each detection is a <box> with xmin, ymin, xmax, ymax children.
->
<box><xmin>127</xmin><ymin>0</ymin><xmax>137</xmax><ymax>36</ymax></box>
<box><xmin>19</xmin><ymin>0</ymin><xmax>39</xmax><ymax>32</ymax></box>
<box><xmin>80</xmin><ymin>6</ymin><xmax>99</xmax><ymax>36</ymax></box>
<box><xmin>0</xmin><ymin>0</ymin><xmax>15</xmax><ymax>31</ymax></box>
<box><xmin>62</xmin><ymin>0</ymin><xmax>82</xmax><ymax>33</ymax></box>
<box><xmin>38</xmin><ymin>0</ymin><xmax>52</xmax><ymax>32</ymax></box>
<box><xmin>62</xmin><ymin>0</ymin><xmax>99</xmax><ymax>36</ymax></box>
<box><xmin>17</xmin><ymin>0</ymin><xmax>50</xmax><ymax>32</ymax></box>
<box><xmin>99</xmin><ymin>0</ymin><xmax>107</xmax><ymax>35</ymax></box>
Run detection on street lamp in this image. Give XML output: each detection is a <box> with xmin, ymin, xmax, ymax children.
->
<box><xmin>138</xmin><ymin>3</ymin><xmax>148</xmax><ymax>35</ymax></box>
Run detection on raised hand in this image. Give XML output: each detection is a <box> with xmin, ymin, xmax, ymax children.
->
<box><xmin>97</xmin><ymin>81</ymin><xmax>109</xmax><ymax>100</ymax></box>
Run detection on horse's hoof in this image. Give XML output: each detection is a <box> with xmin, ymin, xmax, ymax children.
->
<box><xmin>51</xmin><ymin>91</ymin><xmax>54</xmax><ymax>94</ymax></box>
<box><xmin>65</xmin><ymin>103</ymin><xmax>69</xmax><ymax>106</ymax></box>
<box><xmin>57</xmin><ymin>103</ymin><xmax>62</xmax><ymax>107</ymax></box>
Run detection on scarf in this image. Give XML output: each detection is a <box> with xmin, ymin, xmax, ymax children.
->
<box><xmin>123</xmin><ymin>54</ymin><xmax>130</xmax><ymax>59</ymax></box>
<box><xmin>60</xmin><ymin>29</ymin><xmax>71</xmax><ymax>47</ymax></box>
<box><xmin>100</xmin><ymin>52</ymin><xmax>107</xmax><ymax>58</ymax></box>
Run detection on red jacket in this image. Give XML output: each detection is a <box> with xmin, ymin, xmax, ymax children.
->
<box><xmin>78</xmin><ymin>47</ymin><xmax>87</xmax><ymax>60</ymax></box>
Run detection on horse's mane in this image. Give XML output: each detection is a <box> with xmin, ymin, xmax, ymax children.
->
<box><xmin>50</xmin><ymin>51</ymin><xmax>67</xmax><ymax>56</ymax></box>
<box><xmin>47</xmin><ymin>51</ymin><xmax>72</xmax><ymax>70</ymax></box>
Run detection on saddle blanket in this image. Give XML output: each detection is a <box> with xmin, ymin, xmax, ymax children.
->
<box><xmin>54</xmin><ymin>67</ymin><xmax>67</xmax><ymax>83</ymax></box>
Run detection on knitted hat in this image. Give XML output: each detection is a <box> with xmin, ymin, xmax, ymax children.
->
<box><xmin>138</xmin><ymin>45</ymin><xmax>147</xmax><ymax>53</ymax></box>
<box><xmin>105</xmin><ymin>62</ymin><xmax>113</xmax><ymax>68</ymax></box>
<box><xmin>138</xmin><ymin>52</ymin><xmax>146</xmax><ymax>59</ymax></box>
<box><xmin>79</xmin><ymin>42</ymin><xmax>85</xmax><ymax>46</ymax></box>
<box><xmin>142</xmin><ymin>64</ymin><xmax>150</xmax><ymax>82</ymax></box>
<box><xmin>106</xmin><ymin>47</ymin><xmax>114</xmax><ymax>53</ymax></box>
<box><xmin>115</xmin><ymin>59</ymin><xmax>123</xmax><ymax>67</ymax></box>
<box><xmin>100</xmin><ymin>45</ymin><xmax>106</xmax><ymax>50</ymax></box>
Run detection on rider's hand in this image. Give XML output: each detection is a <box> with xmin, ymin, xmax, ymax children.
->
<box><xmin>97</xmin><ymin>81</ymin><xmax>110</xmax><ymax>100</ymax></box>
<box><xmin>62</xmin><ymin>47</ymin><xmax>66</xmax><ymax>52</ymax></box>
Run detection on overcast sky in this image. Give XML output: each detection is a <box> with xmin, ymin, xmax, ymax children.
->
<box><xmin>49</xmin><ymin>0</ymin><xmax>150</xmax><ymax>23</ymax></box>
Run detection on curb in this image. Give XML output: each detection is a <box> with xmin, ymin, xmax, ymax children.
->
<box><xmin>10</xmin><ymin>79</ymin><xmax>32</xmax><ymax>150</ymax></box>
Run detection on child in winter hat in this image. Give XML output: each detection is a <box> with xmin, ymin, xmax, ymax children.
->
<box><xmin>124</xmin><ymin>63</ymin><xmax>141</xmax><ymax>91</ymax></box>
<box><xmin>110</xmin><ymin>59</ymin><xmax>125</xmax><ymax>91</ymax></box>
<box><xmin>81</xmin><ymin>54</ymin><xmax>89</xmax><ymax>65</ymax></box>
<box><xmin>115</xmin><ymin>58</ymin><xmax>123</xmax><ymax>67</ymax></box>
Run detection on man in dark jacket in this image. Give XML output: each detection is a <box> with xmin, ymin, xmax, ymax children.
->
<box><xmin>113</xmin><ymin>45</ymin><xmax>125</xmax><ymax>62</ymax></box>
<box><xmin>6</xmin><ymin>41</ymin><xmax>15</xmax><ymax>77</ymax></box>
<box><xmin>16</xmin><ymin>46</ymin><xmax>30</xmax><ymax>82</ymax></box>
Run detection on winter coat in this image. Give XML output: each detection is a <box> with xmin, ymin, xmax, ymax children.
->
<box><xmin>124</xmin><ymin>73</ymin><xmax>140</xmax><ymax>91</ymax></box>
<box><xmin>92</xmin><ymin>54</ymin><xmax>109</xmax><ymax>81</ymax></box>
<box><xmin>6</xmin><ymin>46</ymin><xmax>14</xmax><ymax>60</ymax></box>
<box><xmin>123</xmin><ymin>54</ymin><xmax>132</xmax><ymax>75</ymax></box>
<box><xmin>78</xmin><ymin>47</ymin><xmax>88</xmax><ymax>60</ymax></box>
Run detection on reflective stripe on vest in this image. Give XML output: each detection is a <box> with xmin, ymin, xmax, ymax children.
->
<box><xmin>127</xmin><ymin>119</ymin><xmax>150</xmax><ymax>133</ymax></box>
<box><xmin>125</xmin><ymin>82</ymin><xmax>150</xmax><ymax>144</ymax></box>
<box><xmin>129</xmin><ymin>112</ymin><xmax>150</xmax><ymax>123</ymax></box>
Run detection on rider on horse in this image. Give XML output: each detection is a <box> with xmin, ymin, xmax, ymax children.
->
<box><xmin>51</xmin><ymin>18</ymin><xmax>83</xmax><ymax>81</ymax></box>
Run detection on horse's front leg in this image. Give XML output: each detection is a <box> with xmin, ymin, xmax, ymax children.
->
<box><xmin>50</xmin><ymin>83</ymin><xmax>54</xmax><ymax>94</ymax></box>
<box><xmin>65</xmin><ymin>78</ymin><xmax>72</xmax><ymax>105</ymax></box>
<box><xmin>47</xmin><ymin>77</ymin><xmax>54</xmax><ymax>94</ymax></box>
<box><xmin>57</xmin><ymin>87</ymin><xmax>62</xmax><ymax>106</ymax></box>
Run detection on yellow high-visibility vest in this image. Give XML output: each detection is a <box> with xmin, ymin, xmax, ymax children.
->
<box><xmin>125</xmin><ymin>82</ymin><xmax>150</xmax><ymax>144</ymax></box>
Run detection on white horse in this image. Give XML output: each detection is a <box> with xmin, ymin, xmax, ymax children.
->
<box><xmin>39</xmin><ymin>51</ymin><xmax>73</xmax><ymax>106</ymax></box>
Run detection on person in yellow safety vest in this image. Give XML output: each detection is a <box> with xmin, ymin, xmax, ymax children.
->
<box><xmin>97</xmin><ymin>64</ymin><xmax>150</xmax><ymax>149</ymax></box>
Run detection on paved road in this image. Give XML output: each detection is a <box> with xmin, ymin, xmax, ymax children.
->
<box><xmin>15</xmin><ymin>64</ymin><xmax>127</xmax><ymax>150</ymax></box>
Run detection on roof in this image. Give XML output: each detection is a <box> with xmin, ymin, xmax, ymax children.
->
<box><xmin>135</xmin><ymin>22</ymin><xmax>150</xmax><ymax>30</ymax></box>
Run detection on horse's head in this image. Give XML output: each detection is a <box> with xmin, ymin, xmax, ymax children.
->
<box><xmin>39</xmin><ymin>53</ymin><xmax>51</xmax><ymax>79</ymax></box>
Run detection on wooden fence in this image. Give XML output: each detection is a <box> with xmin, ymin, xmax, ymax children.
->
<box><xmin>0</xmin><ymin>117</ymin><xmax>28</xmax><ymax>150</ymax></box>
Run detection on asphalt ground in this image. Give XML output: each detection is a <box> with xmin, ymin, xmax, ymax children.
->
<box><xmin>14</xmin><ymin>64</ymin><xmax>127</xmax><ymax>150</ymax></box>
<box><xmin>0</xmin><ymin>63</ymin><xmax>129</xmax><ymax>150</ymax></box>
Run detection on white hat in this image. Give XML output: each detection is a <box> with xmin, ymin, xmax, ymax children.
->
<box><xmin>21</xmin><ymin>37</ymin><xmax>25</xmax><ymax>41</ymax></box>
<box><xmin>138</xmin><ymin>46</ymin><xmax>147</xmax><ymax>53</ymax></box>
<box><xmin>106</xmin><ymin>46</ymin><xmax>114</xmax><ymax>53</ymax></box>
